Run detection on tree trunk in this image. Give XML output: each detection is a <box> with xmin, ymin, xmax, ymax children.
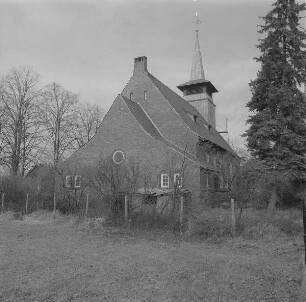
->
<box><xmin>268</xmin><ymin>189</ymin><xmax>277</xmax><ymax>213</ymax></box>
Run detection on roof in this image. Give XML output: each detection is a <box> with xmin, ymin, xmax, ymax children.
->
<box><xmin>190</xmin><ymin>30</ymin><xmax>205</xmax><ymax>81</ymax></box>
<box><xmin>147</xmin><ymin>73</ymin><xmax>236</xmax><ymax>155</ymax></box>
<box><xmin>121</xmin><ymin>95</ymin><xmax>217</xmax><ymax>171</ymax></box>
<box><xmin>177</xmin><ymin>79</ymin><xmax>218</xmax><ymax>93</ymax></box>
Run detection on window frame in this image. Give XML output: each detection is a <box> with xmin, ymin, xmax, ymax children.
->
<box><xmin>144</xmin><ymin>91</ymin><xmax>147</xmax><ymax>100</ymax></box>
<box><xmin>74</xmin><ymin>175</ymin><xmax>82</xmax><ymax>188</ymax></box>
<box><xmin>173</xmin><ymin>173</ymin><xmax>182</xmax><ymax>188</ymax></box>
<box><xmin>161</xmin><ymin>173</ymin><xmax>170</xmax><ymax>188</ymax></box>
<box><xmin>130</xmin><ymin>93</ymin><xmax>133</xmax><ymax>100</ymax></box>
<box><xmin>65</xmin><ymin>175</ymin><xmax>72</xmax><ymax>188</ymax></box>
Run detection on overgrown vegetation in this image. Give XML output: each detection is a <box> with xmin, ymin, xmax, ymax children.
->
<box><xmin>244</xmin><ymin>0</ymin><xmax>306</xmax><ymax>209</ymax></box>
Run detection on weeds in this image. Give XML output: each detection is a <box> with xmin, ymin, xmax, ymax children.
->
<box><xmin>187</xmin><ymin>207</ymin><xmax>302</xmax><ymax>240</ymax></box>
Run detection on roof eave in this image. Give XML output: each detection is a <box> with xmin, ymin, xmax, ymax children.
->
<box><xmin>177</xmin><ymin>81</ymin><xmax>218</xmax><ymax>93</ymax></box>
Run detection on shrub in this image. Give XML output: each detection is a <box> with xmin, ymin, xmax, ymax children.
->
<box><xmin>187</xmin><ymin>207</ymin><xmax>302</xmax><ymax>240</ymax></box>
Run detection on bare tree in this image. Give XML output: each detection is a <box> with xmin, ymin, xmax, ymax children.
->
<box><xmin>73</xmin><ymin>103</ymin><xmax>105</xmax><ymax>148</ymax></box>
<box><xmin>0</xmin><ymin>67</ymin><xmax>41</xmax><ymax>175</ymax></box>
<box><xmin>39</xmin><ymin>82</ymin><xmax>79</xmax><ymax>165</ymax></box>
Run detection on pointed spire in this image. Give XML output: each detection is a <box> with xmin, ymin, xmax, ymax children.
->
<box><xmin>190</xmin><ymin>13</ymin><xmax>205</xmax><ymax>81</ymax></box>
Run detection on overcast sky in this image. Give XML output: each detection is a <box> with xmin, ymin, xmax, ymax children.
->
<box><xmin>0</xmin><ymin>0</ymin><xmax>305</xmax><ymax>149</ymax></box>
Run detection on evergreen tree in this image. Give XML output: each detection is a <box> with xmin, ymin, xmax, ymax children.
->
<box><xmin>245</xmin><ymin>0</ymin><xmax>306</xmax><ymax>183</ymax></box>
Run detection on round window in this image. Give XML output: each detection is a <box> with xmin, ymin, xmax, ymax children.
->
<box><xmin>112</xmin><ymin>150</ymin><xmax>126</xmax><ymax>164</ymax></box>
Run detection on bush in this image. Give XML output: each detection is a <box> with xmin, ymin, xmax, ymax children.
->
<box><xmin>187</xmin><ymin>207</ymin><xmax>302</xmax><ymax>240</ymax></box>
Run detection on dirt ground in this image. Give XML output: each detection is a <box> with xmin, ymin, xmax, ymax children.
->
<box><xmin>0</xmin><ymin>215</ymin><xmax>304</xmax><ymax>302</ymax></box>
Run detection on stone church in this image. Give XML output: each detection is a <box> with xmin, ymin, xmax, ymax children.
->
<box><xmin>63</xmin><ymin>27</ymin><xmax>235</xmax><ymax>201</ymax></box>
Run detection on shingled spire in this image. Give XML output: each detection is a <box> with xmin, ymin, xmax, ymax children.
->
<box><xmin>177</xmin><ymin>11</ymin><xmax>218</xmax><ymax>128</ymax></box>
<box><xmin>190</xmin><ymin>29</ymin><xmax>205</xmax><ymax>81</ymax></box>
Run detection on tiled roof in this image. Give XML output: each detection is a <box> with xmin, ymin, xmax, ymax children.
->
<box><xmin>121</xmin><ymin>96</ymin><xmax>163</xmax><ymax>141</ymax></box>
<box><xmin>147</xmin><ymin>73</ymin><xmax>235</xmax><ymax>155</ymax></box>
<box><xmin>121</xmin><ymin>95</ymin><xmax>216</xmax><ymax>171</ymax></box>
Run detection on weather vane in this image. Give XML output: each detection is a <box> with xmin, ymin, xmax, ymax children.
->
<box><xmin>193</xmin><ymin>0</ymin><xmax>202</xmax><ymax>32</ymax></box>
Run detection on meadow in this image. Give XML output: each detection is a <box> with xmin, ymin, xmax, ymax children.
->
<box><xmin>0</xmin><ymin>208</ymin><xmax>304</xmax><ymax>302</ymax></box>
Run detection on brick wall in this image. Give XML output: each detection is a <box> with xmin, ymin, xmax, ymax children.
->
<box><xmin>63</xmin><ymin>95</ymin><xmax>201</xmax><ymax>199</ymax></box>
<box><xmin>121</xmin><ymin>60</ymin><xmax>199</xmax><ymax>155</ymax></box>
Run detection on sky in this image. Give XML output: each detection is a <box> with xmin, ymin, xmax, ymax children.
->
<box><xmin>0</xmin><ymin>0</ymin><xmax>305</xmax><ymax>150</ymax></box>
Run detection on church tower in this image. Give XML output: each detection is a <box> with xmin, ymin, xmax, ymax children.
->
<box><xmin>177</xmin><ymin>13</ymin><xmax>218</xmax><ymax>129</ymax></box>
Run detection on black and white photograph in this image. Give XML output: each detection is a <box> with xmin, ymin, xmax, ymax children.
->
<box><xmin>0</xmin><ymin>0</ymin><xmax>306</xmax><ymax>301</ymax></box>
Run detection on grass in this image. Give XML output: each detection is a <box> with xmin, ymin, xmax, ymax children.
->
<box><xmin>187</xmin><ymin>207</ymin><xmax>303</xmax><ymax>240</ymax></box>
<box><xmin>0</xmin><ymin>209</ymin><xmax>305</xmax><ymax>302</ymax></box>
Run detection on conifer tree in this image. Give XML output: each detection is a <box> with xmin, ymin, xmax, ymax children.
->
<box><xmin>245</xmin><ymin>0</ymin><xmax>306</xmax><ymax>185</ymax></box>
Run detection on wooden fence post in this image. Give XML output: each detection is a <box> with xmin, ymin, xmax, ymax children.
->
<box><xmin>86</xmin><ymin>193</ymin><xmax>89</xmax><ymax>216</ymax></box>
<box><xmin>25</xmin><ymin>193</ymin><xmax>29</xmax><ymax>214</ymax></box>
<box><xmin>53</xmin><ymin>192</ymin><xmax>56</xmax><ymax>217</ymax></box>
<box><xmin>303</xmin><ymin>195</ymin><xmax>306</xmax><ymax>266</ymax></box>
<box><xmin>180</xmin><ymin>195</ymin><xmax>184</xmax><ymax>225</ymax></box>
<box><xmin>125</xmin><ymin>195</ymin><xmax>129</xmax><ymax>228</ymax></box>
<box><xmin>231</xmin><ymin>198</ymin><xmax>236</xmax><ymax>236</ymax></box>
<box><xmin>1</xmin><ymin>193</ymin><xmax>4</xmax><ymax>212</ymax></box>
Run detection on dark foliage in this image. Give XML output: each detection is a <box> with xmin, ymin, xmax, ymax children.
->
<box><xmin>244</xmin><ymin>0</ymin><xmax>306</xmax><ymax>183</ymax></box>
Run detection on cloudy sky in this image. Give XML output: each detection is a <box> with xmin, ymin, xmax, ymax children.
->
<box><xmin>0</xmin><ymin>0</ymin><xmax>304</xmax><ymax>149</ymax></box>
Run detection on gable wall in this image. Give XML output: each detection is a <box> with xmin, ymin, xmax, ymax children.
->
<box><xmin>121</xmin><ymin>73</ymin><xmax>199</xmax><ymax>155</ymax></box>
<box><xmin>64</xmin><ymin>96</ymin><xmax>201</xmax><ymax>199</ymax></box>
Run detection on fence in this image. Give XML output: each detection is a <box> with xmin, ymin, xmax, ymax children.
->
<box><xmin>0</xmin><ymin>190</ymin><xmax>191</xmax><ymax>228</ymax></box>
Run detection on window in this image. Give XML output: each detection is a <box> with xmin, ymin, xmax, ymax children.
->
<box><xmin>112</xmin><ymin>150</ymin><xmax>126</xmax><ymax>164</ymax></box>
<box><xmin>161</xmin><ymin>174</ymin><xmax>169</xmax><ymax>188</ymax></box>
<box><xmin>65</xmin><ymin>175</ymin><xmax>72</xmax><ymax>188</ymax></box>
<box><xmin>206</xmin><ymin>154</ymin><xmax>210</xmax><ymax>163</ymax></box>
<box><xmin>144</xmin><ymin>91</ymin><xmax>147</xmax><ymax>100</ymax></box>
<box><xmin>174</xmin><ymin>173</ymin><xmax>182</xmax><ymax>188</ymax></box>
<box><xmin>74</xmin><ymin>175</ymin><xmax>81</xmax><ymax>188</ymax></box>
<box><xmin>130</xmin><ymin>93</ymin><xmax>133</xmax><ymax>100</ymax></box>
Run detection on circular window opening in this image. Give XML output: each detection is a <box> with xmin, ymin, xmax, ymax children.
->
<box><xmin>112</xmin><ymin>150</ymin><xmax>126</xmax><ymax>164</ymax></box>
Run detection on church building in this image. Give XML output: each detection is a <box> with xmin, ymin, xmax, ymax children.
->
<box><xmin>63</xmin><ymin>24</ymin><xmax>235</xmax><ymax>201</ymax></box>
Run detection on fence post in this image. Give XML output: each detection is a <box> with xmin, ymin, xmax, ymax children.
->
<box><xmin>125</xmin><ymin>195</ymin><xmax>129</xmax><ymax>228</ymax></box>
<box><xmin>301</xmin><ymin>194</ymin><xmax>306</xmax><ymax>298</ymax></box>
<box><xmin>86</xmin><ymin>193</ymin><xmax>89</xmax><ymax>216</ymax></box>
<box><xmin>53</xmin><ymin>192</ymin><xmax>56</xmax><ymax>217</ymax></box>
<box><xmin>180</xmin><ymin>195</ymin><xmax>184</xmax><ymax>225</ymax></box>
<box><xmin>1</xmin><ymin>193</ymin><xmax>4</xmax><ymax>212</ymax></box>
<box><xmin>231</xmin><ymin>198</ymin><xmax>236</xmax><ymax>236</ymax></box>
<box><xmin>25</xmin><ymin>193</ymin><xmax>29</xmax><ymax>214</ymax></box>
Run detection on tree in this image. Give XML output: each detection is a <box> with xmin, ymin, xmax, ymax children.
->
<box><xmin>0</xmin><ymin>67</ymin><xmax>42</xmax><ymax>175</ymax></box>
<box><xmin>73</xmin><ymin>103</ymin><xmax>105</xmax><ymax>148</ymax></box>
<box><xmin>244</xmin><ymin>0</ymin><xmax>306</xmax><ymax>207</ymax></box>
<box><xmin>39</xmin><ymin>82</ymin><xmax>79</xmax><ymax>165</ymax></box>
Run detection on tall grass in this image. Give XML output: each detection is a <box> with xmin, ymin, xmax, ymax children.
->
<box><xmin>187</xmin><ymin>207</ymin><xmax>302</xmax><ymax>240</ymax></box>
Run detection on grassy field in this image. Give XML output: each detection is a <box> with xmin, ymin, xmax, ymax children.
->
<box><xmin>0</xmin><ymin>211</ymin><xmax>304</xmax><ymax>302</ymax></box>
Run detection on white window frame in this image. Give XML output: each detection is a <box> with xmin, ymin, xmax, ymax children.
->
<box><xmin>130</xmin><ymin>93</ymin><xmax>133</xmax><ymax>100</ymax></box>
<box><xmin>161</xmin><ymin>174</ymin><xmax>169</xmax><ymax>188</ymax></box>
<box><xmin>144</xmin><ymin>91</ymin><xmax>147</xmax><ymax>100</ymax></box>
<box><xmin>173</xmin><ymin>173</ymin><xmax>182</xmax><ymax>188</ymax></box>
<box><xmin>65</xmin><ymin>175</ymin><xmax>72</xmax><ymax>188</ymax></box>
<box><xmin>74</xmin><ymin>175</ymin><xmax>81</xmax><ymax>188</ymax></box>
